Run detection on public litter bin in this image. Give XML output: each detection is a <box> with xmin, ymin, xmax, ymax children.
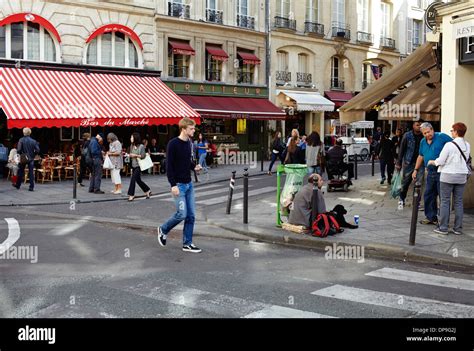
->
<box><xmin>276</xmin><ymin>164</ymin><xmax>308</xmax><ymax>227</ymax></box>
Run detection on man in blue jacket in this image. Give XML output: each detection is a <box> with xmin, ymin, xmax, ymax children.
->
<box><xmin>88</xmin><ymin>133</ymin><xmax>105</xmax><ymax>194</ymax></box>
<box><xmin>15</xmin><ymin>128</ymin><xmax>40</xmax><ymax>191</ymax></box>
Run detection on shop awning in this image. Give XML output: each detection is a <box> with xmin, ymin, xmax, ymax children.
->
<box><xmin>169</xmin><ymin>41</ymin><xmax>195</xmax><ymax>56</ymax></box>
<box><xmin>237</xmin><ymin>52</ymin><xmax>261</xmax><ymax>65</ymax></box>
<box><xmin>0</xmin><ymin>67</ymin><xmax>200</xmax><ymax>128</ymax></box>
<box><xmin>339</xmin><ymin>42</ymin><xmax>438</xmax><ymax>123</ymax></box>
<box><xmin>278</xmin><ymin>91</ymin><xmax>335</xmax><ymax>112</ymax></box>
<box><xmin>324</xmin><ymin>91</ymin><xmax>354</xmax><ymax>109</ymax></box>
<box><xmin>179</xmin><ymin>95</ymin><xmax>285</xmax><ymax>120</ymax></box>
<box><xmin>206</xmin><ymin>46</ymin><xmax>229</xmax><ymax>61</ymax></box>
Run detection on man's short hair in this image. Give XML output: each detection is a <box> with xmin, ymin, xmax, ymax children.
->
<box><xmin>420</xmin><ymin>122</ymin><xmax>433</xmax><ymax>130</ymax></box>
<box><xmin>23</xmin><ymin>128</ymin><xmax>32</xmax><ymax>136</ymax></box>
<box><xmin>179</xmin><ymin>118</ymin><xmax>196</xmax><ymax>132</ymax></box>
<box><xmin>308</xmin><ymin>173</ymin><xmax>321</xmax><ymax>184</ymax></box>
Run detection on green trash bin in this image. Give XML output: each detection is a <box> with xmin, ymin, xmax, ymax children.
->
<box><xmin>276</xmin><ymin>164</ymin><xmax>308</xmax><ymax>227</ymax></box>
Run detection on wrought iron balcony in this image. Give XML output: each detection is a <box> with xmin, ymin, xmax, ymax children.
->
<box><xmin>331</xmin><ymin>78</ymin><xmax>345</xmax><ymax>90</ymax></box>
<box><xmin>206</xmin><ymin>9</ymin><xmax>223</xmax><ymax>24</ymax></box>
<box><xmin>237</xmin><ymin>70</ymin><xmax>253</xmax><ymax>84</ymax></box>
<box><xmin>276</xmin><ymin>71</ymin><xmax>291</xmax><ymax>83</ymax></box>
<box><xmin>168</xmin><ymin>65</ymin><xmax>189</xmax><ymax>78</ymax></box>
<box><xmin>380</xmin><ymin>37</ymin><xmax>396</xmax><ymax>50</ymax></box>
<box><xmin>332</xmin><ymin>23</ymin><xmax>351</xmax><ymax>40</ymax></box>
<box><xmin>305</xmin><ymin>21</ymin><xmax>325</xmax><ymax>36</ymax></box>
<box><xmin>168</xmin><ymin>2</ymin><xmax>190</xmax><ymax>19</ymax></box>
<box><xmin>357</xmin><ymin>31</ymin><xmax>373</xmax><ymax>45</ymax></box>
<box><xmin>297</xmin><ymin>72</ymin><xmax>312</xmax><ymax>85</ymax></box>
<box><xmin>274</xmin><ymin>16</ymin><xmax>296</xmax><ymax>31</ymax></box>
<box><xmin>206</xmin><ymin>69</ymin><xmax>222</xmax><ymax>82</ymax></box>
<box><xmin>237</xmin><ymin>14</ymin><xmax>255</xmax><ymax>30</ymax></box>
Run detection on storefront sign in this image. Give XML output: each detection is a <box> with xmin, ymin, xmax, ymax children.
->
<box><xmin>459</xmin><ymin>36</ymin><xmax>474</xmax><ymax>65</ymax></box>
<box><xmin>165</xmin><ymin>81</ymin><xmax>268</xmax><ymax>98</ymax></box>
<box><xmin>453</xmin><ymin>19</ymin><xmax>474</xmax><ymax>40</ymax></box>
<box><xmin>80</xmin><ymin>118</ymin><xmax>151</xmax><ymax>127</ymax></box>
<box><xmin>425</xmin><ymin>2</ymin><xmax>444</xmax><ymax>31</ymax></box>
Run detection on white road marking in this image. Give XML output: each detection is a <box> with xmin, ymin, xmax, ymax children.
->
<box><xmin>244</xmin><ymin>305</ymin><xmax>335</xmax><ymax>318</ymax></box>
<box><xmin>0</xmin><ymin>218</ymin><xmax>20</xmax><ymax>256</ymax></box>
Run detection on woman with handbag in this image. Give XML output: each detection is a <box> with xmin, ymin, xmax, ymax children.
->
<box><xmin>127</xmin><ymin>132</ymin><xmax>152</xmax><ymax>202</ymax></box>
<box><xmin>306</xmin><ymin>132</ymin><xmax>325</xmax><ymax>176</ymax></box>
<box><xmin>106</xmin><ymin>133</ymin><xmax>123</xmax><ymax>195</ymax></box>
<box><xmin>268</xmin><ymin>131</ymin><xmax>285</xmax><ymax>175</ymax></box>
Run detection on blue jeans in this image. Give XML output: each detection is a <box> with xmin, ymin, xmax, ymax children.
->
<box><xmin>439</xmin><ymin>182</ymin><xmax>465</xmax><ymax>232</ymax></box>
<box><xmin>424</xmin><ymin>170</ymin><xmax>440</xmax><ymax>222</ymax></box>
<box><xmin>161</xmin><ymin>182</ymin><xmax>195</xmax><ymax>246</ymax></box>
<box><xmin>199</xmin><ymin>153</ymin><xmax>208</xmax><ymax>172</ymax></box>
<box><xmin>16</xmin><ymin>160</ymin><xmax>35</xmax><ymax>190</ymax></box>
<box><xmin>400</xmin><ymin>162</ymin><xmax>425</xmax><ymax>202</ymax></box>
<box><xmin>269</xmin><ymin>152</ymin><xmax>285</xmax><ymax>172</ymax></box>
<box><xmin>89</xmin><ymin>158</ymin><xmax>103</xmax><ymax>192</ymax></box>
<box><xmin>307</xmin><ymin>166</ymin><xmax>322</xmax><ymax>175</ymax></box>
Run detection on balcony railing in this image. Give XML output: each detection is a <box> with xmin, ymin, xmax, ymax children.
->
<box><xmin>332</xmin><ymin>23</ymin><xmax>351</xmax><ymax>40</ymax></box>
<box><xmin>237</xmin><ymin>70</ymin><xmax>253</xmax><ymax>84</ymax></box>
<box><xmin>357</xmin><ymin>31</ymin><xmax>373</xmax><ymax>45</ymax></box>
<box><xmin>276</xmin><ymin>71</ymin><xmax>291</xmax><ymax>83</ymax></box>
<box><xmin>168</xmin><ymin>2</ymin><xmax>190</xmax><ymax>19</ymax></box>
<box><xmin>297</xmin><ymin>72</ymin><xmax>312</xmax><ymax>85</ymax></box>
<box><xmin>305</xmin><ymin>21</ymin><xmax>325</xmax><ymax>36</ymax></box>
<box><xmin>206</xmin><ymin>70</ymin><xmax>222</xmax><ymax>82</ymax></box>
<box><xmin>274</xmin><ymin>16</ymin><xmax>296</xmax><ymax>31</ymax></box>
<box><xmin>168</xmin><ymin>65</ymin><xmax>189</xmax><ymax>78</ymax></box>
<box><xmin>237</xmin><ymin>14</ymin><xmax>255</xmax><ymax>30</ymax></box>
<box><xmin>206</xmin><ymin>9</ymin><xmax>223</xmax><ymax>24</ymax></box>
<box><xmin>331</xmin><ymin>78</ymin><xmax>345</xmax><ymax>90</ymax></box>
<box><xmin>380</xmin><ymin>37</ymin><xmax>396</xmax><ymax>50</ymax></box>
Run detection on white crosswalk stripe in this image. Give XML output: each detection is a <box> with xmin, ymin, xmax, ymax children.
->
<box><xmin>365</xmin><ymin>268</ymin><xmax>474</xmax><ymax>291</ymax></box>
<box><xmin>311</xmin><ymin>285</ymin><xmax>474</xmax><ymax>318</ymax></box>
<box><xmin>244</xmin><ymin>306</ymin><xmax>335</xmax><ymax>318</ymax></box>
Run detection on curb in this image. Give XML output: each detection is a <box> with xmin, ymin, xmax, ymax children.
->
<box><xmin>206</xmin><ymin>219</ymin><xmax>474</xmax><ymax>272</ymax></box>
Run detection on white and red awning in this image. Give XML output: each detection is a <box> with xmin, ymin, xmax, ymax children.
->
<box><xmin>237</xmin><ymin>52</ymin><xmax>261</xmax><ymax>65</ymax></box>
<box><xmin>206</xmin><ymin>46</ymin><xmax>229</xmax><ymax>61</ymax></box>
<box><xmin>0</xmin><ymin>67</ymin><xmax>200</xmax><ymax>129</ymax></box>
<box><xmin>169</xmin><ymin>41</ymin><xmax>195</xmax><ymax>56</ymax></box>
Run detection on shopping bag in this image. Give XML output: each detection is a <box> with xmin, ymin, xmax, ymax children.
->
<box><xmin>390</xmin><ymin>170</ymin><xmax>402</xmax><ymax>199</ymax></box>
<box><xmin>138</xmin><ymin>154</ymin><xmax>153</xmax><ymax>171</ymax></box>
<box><xmin>103</xmin><ymin>155</ymin><xmax>115</xmax><ymax>170</ymax></box>
<box><xmin>0</xmin><ymin>145</ymin><xmax>8</xmax><ymax>162</ymax></box>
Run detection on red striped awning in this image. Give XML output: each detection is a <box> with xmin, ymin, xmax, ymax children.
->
<box><xmin>169</xmin><ymin>41</ymin><xmax>195</xmax><ymax>56</ymax></box>
<box><xmin>206</xmin><ymin>46</ymin><xmax>229</xmax><ymax>61</ymax></box>
<box><xmin>0</xmin><ymin>67</ymin><xmax>200</xmax><ymax>129</ymax></box>
<box><xmin>237</xmin><ymin>52</ymin><xmax>261</xmax><ymax>65</ymax></box>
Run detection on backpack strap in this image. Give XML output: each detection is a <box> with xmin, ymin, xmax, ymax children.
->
<box><xmin>451</xmin><ymin>141</ymin><xmax>468</xmax><ymax>162</ymax></box>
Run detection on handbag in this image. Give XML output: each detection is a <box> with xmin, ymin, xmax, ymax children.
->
<box><xmin>138</xmin><ymin>153</ymin><xmax>153</xmax><ymax>171</ymax></box>
<box><xmin>452</xmin><ymin>141</ymin><xmax>472</xmax><ymax>179</ymax></box>
<box><xmin>103</xmin><ymin>155</ymin><xmax>114</xmax><ymax>170</ymax></box>
<box><xmin>20</xmin><ymin>153</ymin><xmax>30</xmax><ymax>165</ymax></box>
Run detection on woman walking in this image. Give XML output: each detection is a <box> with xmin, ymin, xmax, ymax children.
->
<box><xmin>285</xmin><ymin>129</ymin><xmax>304</xmax><ymax>165</ymax></box>
<box><xmin>268</xmin><ymin>131</ymin><xmax>285</xmax><ymax>175</ymax></box>
<box><xmin>107</xmin><ymin>133</ymin><xmax>123</xmax><ymax>195</ymax></box>
<box><xmin>377</xmin><ymin>131</ymin><xmax>395</xmax><ymax>184</ymax></box>
<box><xmin>196</xmin><ymin>133</ymin><xmax>209</xmax><ymax>174</ymax></box>
<box><xmin>127</xmin><ymin>132</ymin><xmax>152</xmax><ymax>202</ymax></box>
<box><xmin>305</xmin><ymin>132</ymin><xmax>325</xmax><ymax>175</ymax></box>
<box><xmin>429</xmin><ymin>123</ymin><xmax>471</xmax><ymax>235</ymax></box>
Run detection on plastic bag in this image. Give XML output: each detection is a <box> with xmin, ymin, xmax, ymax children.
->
<box><xmin>103</xmin><ymin>155</ymin><xmax>114</xmax><ymax>170</ymax></box>
<box><xmin>280</xmin><ymin>164</ymin><xmax>308</xmax><ymax>216</ymax></box>
<box><xmin>391</xmin><ymin>170</ymin><xmax>402</xmax><ymax>199</ymax></box>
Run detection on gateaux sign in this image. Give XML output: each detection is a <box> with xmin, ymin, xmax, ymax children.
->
<box><xmin>80</xmin><ymin>118</ymin><xmax>150</xmax><ymax>127</ymax></box>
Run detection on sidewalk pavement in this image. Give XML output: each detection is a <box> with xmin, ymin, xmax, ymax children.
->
<box><xmin>0</xmin><ymin>162</ymin><xmax>271</xmax><ymax>206</ymax></box>
<box><xmin>205</xmin><ymin>176</ymin><xmax>474</xmax><ymax>271</ymax></box>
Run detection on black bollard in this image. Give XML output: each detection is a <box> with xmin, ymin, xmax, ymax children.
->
<box><xmin>261</xmin><ymin>147</ymin><xmax>264</xmax><ymax>172</ymax></box>
<box><xmin>371</xmin><ymin>152</ymin><xmax>375</xmax><ymax>177</ymax></box>
<box><xmin>226</xmin><ymin>171</ymin><xmax>237</xmax><ymax>215</ymax></box>
<box><xmin>311</xmin><ymin>180</ymin><xmax>319</xmax><ymax>225</ymax></box>
<box><xmin>243</xmin><ymin>167</ymin><xmax>249</xmax><ymax>224</ymax></box>
<box><xmin>73</xmin><ymin>155</ymin><xmax>77</xmax><ymax>200</ymax></box>
<box><xmin>354</xmin><ymin>153</ymin><xmax>358</xmax><ymax>180</ymax></box>
<box><xmin>409</xmin><ymin>182</ymin><xmax>422</xmax><ymax>246</ymax></box>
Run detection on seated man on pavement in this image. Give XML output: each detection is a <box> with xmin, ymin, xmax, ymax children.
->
<box><xmin>289</xmin><ymin>174</ymin><xmax>326</xmax><ymax>229</ymax></box>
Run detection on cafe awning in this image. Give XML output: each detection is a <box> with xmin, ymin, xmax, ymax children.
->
<box><xmin>206</xmin><ymin>46</ymin><xmax>229</xmax><ymax>61</ymax></box>
<box><xmin>324</xmin><ymin>91</ymin><xmax>354</xmax><ymax>109</ymax></box>
<box><xmin>179</xmin><ymin>95</ymin><xmax>286</xmax><ymax>120</ymax></box>
<box><xmin>339</xmin><ymin>42</ymin><xmax>438</xmax><ymax>123</ymax></box>
<box><xmin>278</xmin><ymin>91</ymin><xmax>335</xmax><ymax>112</ymax></box>
<box><xmin>169</xmin><ymin>41</ymin><xmax>195</xmax><ymax>56</ymax></box>
<box><xmin>0</xmin><ymin>67</ymin><xmax>200</xmax><ymax>128</ymax></box>
<box><xmin>237</xmin><ymin>52</ymin><xmax>261</xmax><ymax>65</ymax></box>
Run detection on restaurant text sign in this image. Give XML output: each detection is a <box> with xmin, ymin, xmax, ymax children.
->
<box><xmin>459</xmin><ymin>36</ymin><xmax>474</xmax><ymax>65</ymax></box>
<box><xmin>165</xmin><ymin>81</ymin><xmax>268</xmax><ymax>98</ymax></box>
<box><xmin>453</xmin><ymin>19</ymin><xmax>474</xmax><ymax>40</ymax></box>
<box><xmin>80</xmin><ymin>118</ymin><xmax>151</xmax><ymax>127</ymax></box>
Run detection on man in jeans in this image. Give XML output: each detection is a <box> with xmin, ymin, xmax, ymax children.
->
<box><xmin>413</xmin><ymin>123</ymin><xmax>452</xmax><ymax>225</ymax></box>
<box><xmin>396</xmin><ymin>121</ymin><xmax>424</xmax><ymax>209</ymax></box>
<box><xmin>88</xmin><ymin>133</ymin><xmax>105</xmax><ymax>194</ymax></box>
<box><xmin>158</xmin><ymin>118</ymin><xmax>203</xmax><ymax>253</ymax></box>
<box><xmin>15</xmin><ymin>128</ymin><xmax>40</xmax><ymax>191</ymax></box>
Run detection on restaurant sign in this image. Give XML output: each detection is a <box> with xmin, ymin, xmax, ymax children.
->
<box><xmin>80</xmin><ymin>118</ymin><xmax>151</xmax><ymax>127</ymax></box>
<box><xmin>459</xmin><ymin>36</ymin><xmax>474</xmax><ymax>65</ymax></box>
<box><xmin>165</xmin><ymin>81</ymin><xmax>268</xmax><ymax>98</ymax></box>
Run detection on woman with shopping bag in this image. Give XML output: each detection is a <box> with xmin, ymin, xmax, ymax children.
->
<box><xmin>127</xmin><ymin>132</ymin><xmax>152</xmax><ymax>202</ymax></box>
<box><xmin>106</xmin><ymin>133</ymin><xmax>123</xmax><ymax>195</ymax></box>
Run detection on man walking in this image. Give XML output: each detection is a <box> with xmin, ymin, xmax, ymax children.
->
<box><xmin>89</xmin><ymin>133</ymin><xmax>105</xmax><ymax>194</ymax></box>
<box><xmin>158</xmin><ymin>118</ymin><xmax>203</xmax><ymax>253</ymax></box>
<box><xmin>396</xmin><ymin>121</ymin><xmax>424</xmax><ymax>209</ymax></box>
<box><xmin>14</xmin><ymin>128</ymin><xmax>40</xmax><ymax>191</ymax></box>
<box><xmin>413</xmin><ymin>123</ymin><xmax>452</xmax><ymax>225</ymax></box>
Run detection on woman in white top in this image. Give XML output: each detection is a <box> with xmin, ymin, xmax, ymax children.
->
<box><xmin>7</xmin><ymin>144</ymin><xmax>19</xmax><ymax>179</ymax></box>
<box><xmin>106</xmin><ymin>133</ymin><xmax>124</xmax><ymax>195</ymax></box>
<box><xmin>428</xmin><ymin>123</ymin><xmax>471</xmax><ymax>235</ymax></box>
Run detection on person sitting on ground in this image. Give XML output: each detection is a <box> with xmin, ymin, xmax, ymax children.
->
<box><xmin>326</xmin><ymin>139</ymin><xmax>354</xmax><ymax>183</ymax></box>
<box><xmin>289</xmin><ymin>174</ymin><xmax>326</xmax><ymax>229</ymax></box>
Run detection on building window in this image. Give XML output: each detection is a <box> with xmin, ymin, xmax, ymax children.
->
<box><xmin>237</xmin><ymin>49</ymin><xmax>257</xmax><ymax>85</ymax></box>
<box><xmin>0</xmin><ymin>22</ymin><xmax>58</xmax><ymax>62</ymax></box>
<box><xmin>413</xmin><ymin>20</ymin><xmax>422</xmax><ymax>49</ymax></box>
<box><xmin>277</xmin><ymin>0</ymin><xmax>291</xmax><ymax>17</ymax></box>
<box><xmin>297</xmin><ymin>53</ymin><xmax>312</xmax><ymax>85</ymax></box>
<box><xmin>237</xmin><ymin>0</ymin><xmax>255</xmax><ymax>29</ymax></box>
<box><xmin>407</xmin><ymin>18</ymin><xmax>413</xmax><ymax>53</ymax></box>
<box><xmin>332</xmin><ymin>0</ymin><xmax>345</xmax><ymax>26</ymax></box>
<box><xmin>331</xmin><ymin>56</ymin><xmax>344</xmax><ymax>90</ymax></box>
<box><xmin>306</xmin><ymin>0</ymin><xmax>319</xmax><ymax>22</ymax></box>
<box><xmin>206</xmin><ymin>48</ymin><xmax>223</xmax><ymax>82</ymax></box>
<box><xmin>381</xmin><ymin>2</ymin><xmax>391</xmax><ymax>38</ymax></box>
<box><xmin>168</xmin><ymin>40</ymin><xmax>193</xmax><ymax>79</ymax></box>
<box><xmin>206</xmin><ymin>0</ymin><xmax>223</xmax><ymax>24</ymax></box>
<box><xmin>86</xmin><ymin>32</ymin><xmax>140</xmax><ymax>68</ymax></box>
<box><xmin>357</xmin><ymin>0</ymin><xmax>369</xmax><ymax>33</ymax></box>
<box><xmin>276</xmin><ymin>51</ymin><xmax>290</xmax><ymax>84</ymax></box>
<box><xmin>168</xmin><ymin>0</ymin><xmax>190</xmax><ymax>19</ymax></box>
<box><xmin>362</xmin><ymin>63</ymin><xmax>371</xmax><ymax>89</ymax></box>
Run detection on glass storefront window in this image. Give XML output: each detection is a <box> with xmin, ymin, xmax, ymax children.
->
<box><xmin>0</xmin><ymin>26</ymin><xmax>6</xmax><ymax>58</ymax></box>
<box><xmin>27</xmin><ymin>22</ymin><xmax>40</xmax><ymax>60</ymax></box>
<box><xmin>11</xmin><ymin>23</ymin><xmax>24</xmax><ymax>59</ymax></box>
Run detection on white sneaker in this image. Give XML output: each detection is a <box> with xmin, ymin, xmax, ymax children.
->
<box><xmin>397</xmin><ymin>200</ymin><xmax>404</xmax><ymax>211</ymax></box>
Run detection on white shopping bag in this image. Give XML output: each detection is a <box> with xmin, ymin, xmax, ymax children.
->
<box><xmin>138</xmin><ymin>154</ymin><xmax>153</xmax><ymax>171</ymax></box>
<box><xmin>103</xmin><ymin>155</ymin><xmax>114</xmax><ymax>170</ymax></box>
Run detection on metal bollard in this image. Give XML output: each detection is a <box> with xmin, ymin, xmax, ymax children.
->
<box><xmin>261</xmin><ymin>147</ymin><xmax>264</xmax><ymax>172</ymax></box>
<box><xmin>371</xmin><ymin>152</ymin><xmax>375</xmax><ymax>177</ymax></box>
<box><xmin>243</xmin><ymin>167</ymin><xmax>249</xmax><ymax>224</ymax></box>
<box><xmin>73</xmin><ymin>156</ymin><xmax>77</xmax><ymax>200</ymax></box>
<box><xmin>226</xmin><ymin>171</ymin><xmax>237</xmax><ymax>215</ymax></box>
<box><xmin>409</xmin><ymin>182</ymin><xmax>422</xmax><ymax>246</ymax></box>
<box><xmin>354</xmin><ymin>154</ymin><xmax>358</xmax><ymax>180</ymax></box>
<box><xmin>311</xmin><ymin>180</ymin><xmax>319</xmax><ymax>225</ymax></box>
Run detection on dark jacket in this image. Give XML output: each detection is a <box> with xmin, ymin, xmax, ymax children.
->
<box><xmin>89</xmin><ymin>137</ymin><xmax>103</xmax><ymax>159</ymax></box>
<box><xmin>17</xmin><ymin>136</ymin><xmax>39</xmax><ymax>160</ymax></box>
<box><xmin>376</xmin><ymin>138</ymin><xmax>395</xmax><ymax>161</ymax></box>
<box><xmin>398</xmin><ymin>131</ymin><xmax>423</xmax><ymax>166</ymax></box>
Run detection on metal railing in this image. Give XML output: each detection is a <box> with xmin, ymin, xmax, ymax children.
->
<box><xmin>168</xmin><ymin>2</ymin><xmax>190</xmax><ymax>19</ymax></box>
<box><xmin>206</xmin><ymin>9</ymin><xmax>223</xmax><ymax>24</ymax></box>
<box><xmin>276</xmin><ymin>71</ymin><xmax>291</xmax><ymax>83</ymax></box>
<box><xmin>357</xmin><ymin>31</ymin><xmax>373</xmax><ymax>44</ymax></box>
<box><xmin>168</xmin><ymin>65</ymin><xmax>189</xmax><ymax>78</ymax></box>
<box><xmin>380</xmin><ymin>37</ymin><xmax>396</xmax><ymax>49</ymax></box>
<box><xmin>332</xmin><ymin>23</ymin><xmax>351</xmax><ymax>40</ymax></box>
<box><xmin>274</xmin><ymin>16</ymin><xmax>296</xmax><ymax>31</ymax></box>
<box><xmin>237</xmin><ymin>14</ymin><xmax>255</xmax><ymax>30</ymax></box>
<box><xmin>297</xmin><ymin>72</ymin><xmax>312</xmax><ymax>85</ymax></box>
<box><xmin>237</xmin><ymin>70</ymin><xmax>253</xmax><ymax>84</ymax></box>
<box><xmin>331</xmin><ymin>78</ymin><xmax>345</xmax><ymax>90</ymax></box>
<box><xmin>305</xmin><ymin>21</ymin><xmax>325</xmax><ymax>36</ymax></box>
<box><xmin>206</xmin><ymin>69</ymin><xmax>222</xmax><ymax>82</ymax></box>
